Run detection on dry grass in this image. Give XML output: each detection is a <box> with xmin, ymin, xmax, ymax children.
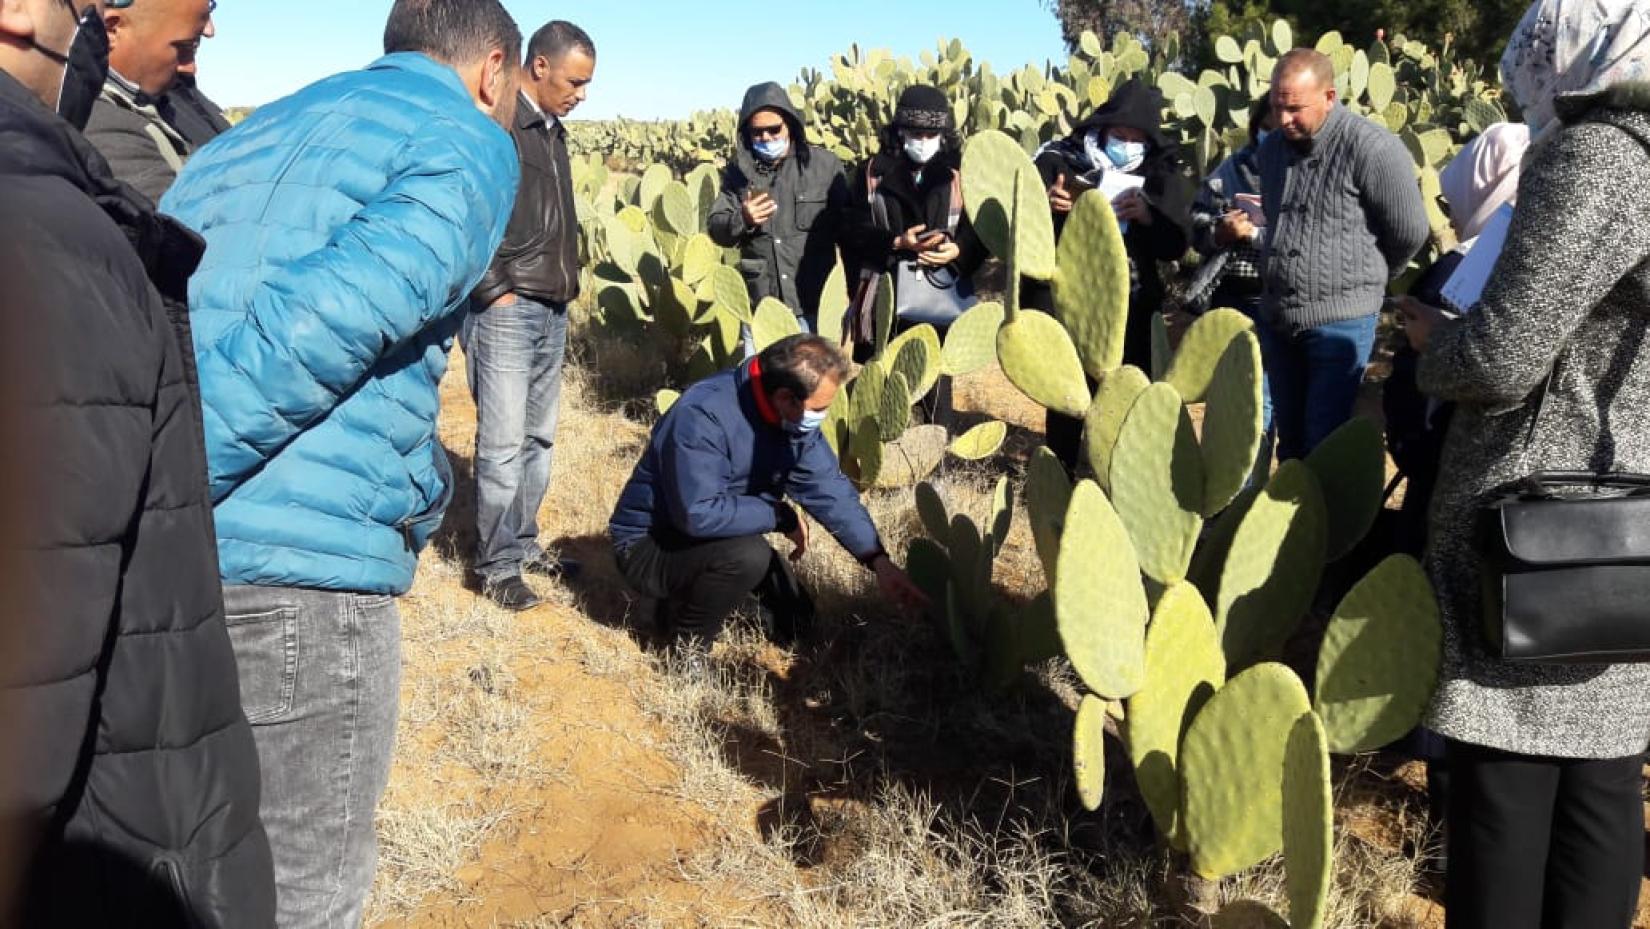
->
<box><xmin>363</xmin><ymin>305</ymin><xmax>1437</xmax><ymax>928</ymax></box>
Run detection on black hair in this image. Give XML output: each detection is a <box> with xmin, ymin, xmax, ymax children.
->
<box><xmin>526</xmin><ymin>20</ymin><xmax>595</xmax><ymax>65</ymax></box>
<box><xmin>1247</xmin><ymin>97</ymin><xmax>1272</xmax><ymax>140</ymax></box>
<box><xmin>757</xmin><ymin>335</ymin><xmax>850</xmax><ymax>400</ymax></box>
<box><xmin>384</xmin><ymin>0</ymin><xmax>521</xmax><ymax>67</ymax></box>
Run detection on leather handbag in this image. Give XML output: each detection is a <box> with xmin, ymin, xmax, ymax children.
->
<box><xmin>1477</xmin><ymin>471</ymin><xmax>1650</xmax><ymax>662</ymax></box>
<box><xmin>892</xmin><ymin>259</ymin><xmax>978</xmax><ymax>327</ymax></box>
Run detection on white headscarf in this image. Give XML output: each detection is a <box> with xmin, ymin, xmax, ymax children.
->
<box><xmin>1501</xmin><ymin>0</ymin><xmax>1650</xmax><ymax>135</ymax></box>
<box><xmin>1439</xmin><ymin>122</ymin><xmax>1532</xmax><ymax>241</ymax></box>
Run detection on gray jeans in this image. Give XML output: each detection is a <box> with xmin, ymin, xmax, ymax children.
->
<box><xmin>461</xmin><ymin>296</ymin><xmax>569</xmax><ymax>580</ymax></box>
<box><xmin>223</xmin><ymin>584</ymin><xmax>402</xmax><ymax>929</ymax></box>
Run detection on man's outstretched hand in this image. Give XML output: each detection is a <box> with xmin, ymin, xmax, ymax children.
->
<box><xmin>872</xmin><ymin>555</ymin><xmax>931</xmax><ymax>613</ymax></box>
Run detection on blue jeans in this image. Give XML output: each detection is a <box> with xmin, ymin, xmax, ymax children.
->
<box><xmin>460</xmin><ymin>296</ymin><xmax>568</xmax><ymax>581</ymax></box>
<box><xmin>1257</xmin><ymin>312</ymin><xmax>1378</xmax><ymax>462</ymax></box>
<box><xmin>222</xmin><ymin>584</ymin><xmax>402</xmax><ymax>929</ymax></box>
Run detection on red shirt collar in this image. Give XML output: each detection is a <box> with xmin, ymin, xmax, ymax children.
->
<box><xmin>747</xmin><ymin>357</ymin><xmax>782</xmax><ymax>427</ymax></box>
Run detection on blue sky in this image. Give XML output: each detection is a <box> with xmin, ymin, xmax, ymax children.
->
<box><xmin>194</xmin><ymin>1</ymin><xmax>1069</xmax><ymax>120</ymax></box>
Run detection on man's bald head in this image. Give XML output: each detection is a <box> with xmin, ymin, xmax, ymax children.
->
<box><xmin>105</xmin><ymin>0</ymin><xmax>212</xmax><ymax>96</ymax></box>
<box><xmin>1271</xmin><ymin>49</ymin><xmax>1338</xmax><ymax>143</ymax></box>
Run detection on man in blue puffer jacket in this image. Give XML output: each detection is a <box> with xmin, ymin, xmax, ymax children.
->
<box><xmin>160</xmin><ymin>1</ymin><xmax>521</xmax><ymax>925</ymax></box>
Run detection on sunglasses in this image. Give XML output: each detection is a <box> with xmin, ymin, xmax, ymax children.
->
<box><xmin>748</xmin><ymin>123</ymin><xmax>785</xmax><ymax>140</ymax></box>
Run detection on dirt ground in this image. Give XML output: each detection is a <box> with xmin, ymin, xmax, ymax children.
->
<box><xmin>361</xmin><ymin>330</ymin><xmax>1650</xmax><ymax>929</ymax></box>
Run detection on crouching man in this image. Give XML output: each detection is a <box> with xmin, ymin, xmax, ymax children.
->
<box><xmin>609</xmin><ymin>335</ymin><xmax>927</xmax><ymax>647</ymax></box>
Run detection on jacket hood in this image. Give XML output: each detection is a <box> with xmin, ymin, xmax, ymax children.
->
<box><xmin>1073</xmin><ymin>78</ymin><xmax>1173</xmax><ymax>151</ymax></box>
<box><xmin>738</xmin><ymin>81</ymin><xmax>808</xmax><ymax>147</ymax></box>
<box><xmin>1560</xmin><ymin>80</ymin><xmax>1650</xmax><ymax>124</ymax></box>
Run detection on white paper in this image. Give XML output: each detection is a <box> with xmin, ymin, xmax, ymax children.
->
<box><xmin>1098</xmin><ymin>170</ymin><xmax>1146</xmax><ymax>203</ymax></box>
<box><xmin>1440</xmin><ymin>203</ymin><xmax>1514</xmax><ymax>313</ymax></box>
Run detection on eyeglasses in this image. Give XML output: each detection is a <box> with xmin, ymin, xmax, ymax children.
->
<box><xmin>748</xmin><ymin>123</ymin><xmax>785</xmax><ymax>140</ymax></box>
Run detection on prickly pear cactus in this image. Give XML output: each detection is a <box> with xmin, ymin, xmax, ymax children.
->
<box><xmin>1283</xmin><ymin>712</ymin><xmax>1332</xmax><ymax>929</ymax></box>
<box><xmin>1126</xmin><ymin>581</ymin><xmax>1225</xmax><ymax>847</ymax></box>
<box><xmin>1200</xmin><ymin>331</ymin><xmax>1265</xmax><ymax>517</ymax></box>
<box><xmin>654</xmin><ymin>389</ymin><xmax>680</xmax><ymax>414</ymax></box>
<box><xmin>889</xmin><ymin>324</ymin><xmax>941</xmax><ymax>402</ymax></box>
<box><xmin>1315</xmin><ymin>554</ymin><xmax>1442</xmax><ymax>754</ymax></box>
<box><xmin>1215</xmin><ymin>460</ymin><xmax>1329</xmax><ymax>667</ymax></box>
<box><xmin>873</xmin><ymin>424</ymin><xmax>947</xmax><ymax>487</ymax></box>
<box><xmin>1055</xmin><ymin>481</ymin><xmax>1149</xmax><ymax>699</ymax></box>
<box><xmin>1164</xmin><ymin>308</ymin><xmax>1254</xmax><ymax>404</ymax></box>
<box><xmin>940</xmin><ymin>301</ymin><xmax>1005</xmax><ymax>376</ymax></box>
<box><xmin>915</xmin><ymin>481</ymin><xmax>951</xmax><ymax>546</ymax></box>
<box><xmin>1149</xmin><ymin>312</ymin><xmax>1172</xmax><ymax>381</ymax></box>
<box><xmin>1180</xmin><ymin>662</ymin><xmax>1313</xmax><ymax>879</ymax></box>
<box><xmin>817</xmin><ymin>261</ymin><xmax>851</xmax><ymax>347</ymax></box>
<box><xmin>751</xmin><ymin>297</ymin><xmax>802</xmax><ymax>352</ymax></box>
<box><xmin>710</xmin><ymin>264</ymin><xmax>752</xmax><ymax>324</ymax></box>
<box><xmin>998</xmin><ymin>311</ymin><xmax>1092</xmax><ymax>417</ymax></box>
<box><xmin>949</xmin><ymin>420</ymin><xmax>1007</xmax><ymax>460</ymax></box>
<box><xmin>960</xmin><ymin>130</ymin><xmax>1057</xmax><ymax>280</ymax></box>
<box><xmin>1109</xmin><ymin>382</ymin><xmax>1204</xmax><ymax>585</ymax></box>
<box><xmin>1052</xmin><ymin>190</ymin><xmax>1132</xmax><ymax>377</ymax></box>
<box><xmin>1083</xmin><ymin>365</ymin><xmax>1151</xmax><ymax>494</ymax></box>
<box><xmin>1073</xmin><ymin>693</ymin><xmax>1109</xmax><ymax>812</ymax></box>
<box><xmin>877</xmin><ymin>371</ymin><xmax>913</xmax><ymax>442</ymax></box>
<box><xmin>1025</xmin><ymin>446</ymin><xmax>1072</xmax><ymax>585</ymax></box>
<box><xmin>1303</xmin><ymin>416</ymin><xmax>1386</xmax><ymax>562</ymax></box>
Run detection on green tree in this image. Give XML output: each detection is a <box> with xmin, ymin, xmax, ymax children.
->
<box><xmin>1041</xmin><ymin>0</ymin><xmax>1197</xmax><ymax>54</ymax></box>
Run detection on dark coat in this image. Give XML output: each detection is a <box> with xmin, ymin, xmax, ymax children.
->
<box><xmin>84</xmin><ymin>74</ymin><xmax>192</xmax><ymax>204</ymax></box>
<box><xmin>840</xmin><ymin>146</ymin><xmax>988</xmax><ymax>286</ymax></box>
<box><xmin>1031</xmin><ymin>79</ymin><xmax>1193</xmax><ymax>367</ymax></box>
<box><xmin>0</xmin><ymin>71</ymin><xmax>274</xmax><ymax>927</ymax></box>
<box><xmin>707</xmin><ymin>82</ymin><xmax>849</xmax><ymax>320</ymax></box>
<box><xmin>162</xmin><ymin>75</ymin><xmax>232</xmax><ymax>150</ymax></box>
<box><xmin>471</xmin><ymin>91</ymin><xmax>581</xmax><ymax>308</ymax></box>
<box><xmin>610</xmin><ymin>361</ymin><xmax>883</xmax><ymax>562</ymax></box>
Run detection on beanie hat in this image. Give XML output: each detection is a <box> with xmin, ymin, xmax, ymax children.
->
<box><xmin>894</xmin><ymin>84</ymin><xmax>953</xmax><ymax>131</ymax></box>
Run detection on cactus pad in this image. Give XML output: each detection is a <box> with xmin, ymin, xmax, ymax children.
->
<box><xmin>1216</xmin><ymin>460</ymin><xmax>1328</xmax><ymax>667</ymax></box>
<box><xmin>877</xmin><ymin>371</ymin><xmax>913</xmax><ymax>442</ymax></box>
<box><xmin>751</xmin><ymin>297</ymin><xmax>802</xmax><ymax>352</ymax></box>
<box><xmin>998</xmin><ymin>312</ymin><xmax>1092</xmax><ymax>418</ymax></box>
<box><xmin>961</xmin><ymin>131</ymin><xmax>1057</xmax><ymax>280</ymax></box>
<box><xmin>1053</xmin><ymin>189</ymin><xmax>1132</xmax><ymax>377</ymax></box>
<box><xmin>850</xmin><ymin>414</ymin><xmax>883</xmax><ymax>486</ymax></box>
<box><xmin>1109</xmin><ymin>382</ymin><xmax>1204</xmax><ymax>584</ymax></box>
<box><xmin>988</xmin><ymin>474</ymin><xmax>1013</xmax><ymax>555</ymax></box>
<box><xmin>1200</xmin><ymin>331</ymin><xmax>1265</xmax><ymax>516</ymax></box>
<box><xmin>1073</xmin><ymin>694</ymin><xmax>1109</xmax><ymax>812</ymax></box>
<box><xmin>1056</xmin><ymin>480</ymin><xmax>1149</xmax><ymax>698</ymax></box>
<box><xmin>915</xmin><ymin>481</ymin><xmax>951</xmax><ymax>546</ymax></box>
<box><xmin>941</xmin><ymin>301</ymin><xmax>1006</xmax><ymax>376</ymax></box>
<box><xmin>1315</xmin><ymin>554</ymin><xmax>1442</xmax><ymax>754</ymax></box>
<box><xmin>654</xmin><ymin>389</ymin><xmax>680</xmax><ymax>415</ymax></box>
<box><xmin>1127</xmin><ymin>581</ymin><xmax>1225</xmax><ymax>847</ymax></box>
<box><xmin>680</xmin><ymin>233</ymin><xmax>721</xmax><ymax>286</ymax></box>
<box><xmin>1181</xmin><ymin>662</ymin><xmax>1313</xmax><ymax>879</ymax></box>
<box><xmin>906</xmin><ymin>537</ymin><xmax>950</xmax><ymax>616</ymax></box>
<box><xmin>889</xmin><ymin>324</ymin><xmax>942</xmax><ymax>402</ymax></box>
<box><xmin>1150</xmin><ymin>311</ymin><xmax>1172</xmax><ymax>381</ymax></box>
<box><xmin>817</xmin><ymin>260</ymin><xmax>851</xmax><ymax>347</ymax></box>
<box><xmin>656</xmin><ymin>180</ymin><xmax>698</xmax><ymax>236</ymax></box>
<box><xmin>1026</xmin><ymin>446</ymin><xmax>1073</xmax><ymax>585</ymax></box>
<box><xmin>710</xmin><ymin>264</ymin><xmax>753</xmax><ymax>323</ymax></box>
<box><xmin>1303</xmin><ymin>416</ymin><xmax>1386</xmax><ymax>562</ymax></box>
<box><xmin>1283</xmin><ymin>712</ymin><xmax>1332</xmax><ymax>929</ymax></box>
<box><xmin>949</xmin><ymin>420</ymin><xmax>1008</xmax><ymax>460</ymax></box>
<box><xmin>1164</xmin><ymin>308</ymin><xmax>1254</xmax><ymax>404</ymax></box>
<box><xmin>1084</xmin><ymin>365</ymin><xmax>1151</xmax><ymax>494</ymax></box>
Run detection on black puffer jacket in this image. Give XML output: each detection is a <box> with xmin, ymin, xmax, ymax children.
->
<box><xmin>707</xmin><ymin>82</ymin><xmax>849</xmax><ymax>320</ymax></box>
<box><xmin>0</xmin><ymin>71</ymin><xmax>273</xmax><ymax>928</ymax></box>
<box><xmin>1030</xmin><ymin>78</ymin><xmax>1193</xmax><ymax>367</ymax></box>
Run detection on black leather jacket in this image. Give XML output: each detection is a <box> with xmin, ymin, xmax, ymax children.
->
<box><xmin>472</xmin><ymin>92</ymin><xmax>580</xmax><ymax>308</ymax></box>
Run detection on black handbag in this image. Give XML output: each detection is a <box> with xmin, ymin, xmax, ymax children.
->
<box><xmin>1477</xmin><ymin>471</ymin><xmax>1650</xmax><ymax>663</ymax></box>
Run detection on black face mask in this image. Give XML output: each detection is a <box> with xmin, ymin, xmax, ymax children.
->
<box><xmin>29</xmin><ymin>1</ymin><xmax>111</xmax><ymax>131</ymax></box>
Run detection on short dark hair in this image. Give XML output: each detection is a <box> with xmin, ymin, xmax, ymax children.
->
<box><xmin>758</xmin><ymin>335</ymin><xmax>850</xmax><ymax>401</ymax></box>
<box><xmin>526</xmin><ymin>20</ymin><xmax>595</xmax><ymax>65</ymax></box>
<box><xmin>384</xmin><ymin>0</ymin><xmax>521</xmax><ymax>68</ymax></box>
<box><xmin>1273</xmin><ymin>49</ymin><xmax>1335</xmax><ymax>90</ymax></box>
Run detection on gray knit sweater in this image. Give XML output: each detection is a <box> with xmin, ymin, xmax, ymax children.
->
<box><xmin>1258</xmin><ymin>105</ymin><xmax>1429</xmax><ymax>333</ymax></box>
<box><xmin>1419</xmin><ymin>91</ymin><xmax>1650</xmax><ymax>759</ymax></box>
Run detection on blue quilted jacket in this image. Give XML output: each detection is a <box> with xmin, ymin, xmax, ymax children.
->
<box><xmin>162</xmin><ymin>53</ymin><xmax>518</xmax><ymax>594</ymax></box>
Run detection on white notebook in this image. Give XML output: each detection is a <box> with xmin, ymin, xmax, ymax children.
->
<box><xmin>1440</xmin><ymin>203</ymin><xmax>1515</xmax><ymax>313</ymax></box>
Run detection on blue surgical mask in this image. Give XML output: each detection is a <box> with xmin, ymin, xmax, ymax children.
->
<box><xmin>1104</xmin><ymin>136</ymin><xmax>1147</xmax><ymax>171</ymax></box>
<box><xmin>753</xmin><ymin>138</ymin><xmax>790</xmax><ymax>163</ymax></box>
<box><xmin>787</xmin><ymin>408</ymin><xmax>829</xmax><ymax>436</ymax></box>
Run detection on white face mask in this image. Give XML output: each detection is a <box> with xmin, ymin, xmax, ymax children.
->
<box><xmin>903</xmin><ymin>134</ymin><xmax>941</xmax><ymax>165</ymax></box>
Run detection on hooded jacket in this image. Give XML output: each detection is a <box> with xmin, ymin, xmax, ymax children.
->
<box><xmin>161</xmin><ymin>53</ymin><xmax>518</xmax><ymax>595</ymax></box>
<box><xmin>707</xmin><ymin>82</ymin><xmax>849</xmax><ymax>321</ymax></box>
<box><xmin>0</xmin><ymin>70</ymin><xmax>273</xmax><ymax>928</ymax></box>
<box><xmin>1031</xmin><ymin>79</ymin><xmax>1193</xmax><ymax>367</ymax></box>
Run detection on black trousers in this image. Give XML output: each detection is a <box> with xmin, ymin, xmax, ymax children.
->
<box><xmin>616</xmin><ymin>533</ymin><xmax>813</xmax><ymax>645</ymax></box>
<box><xmin>1446</xmin><ymin>740</ymin><xmax>1644</xmax><ymax>929</ymax></box>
